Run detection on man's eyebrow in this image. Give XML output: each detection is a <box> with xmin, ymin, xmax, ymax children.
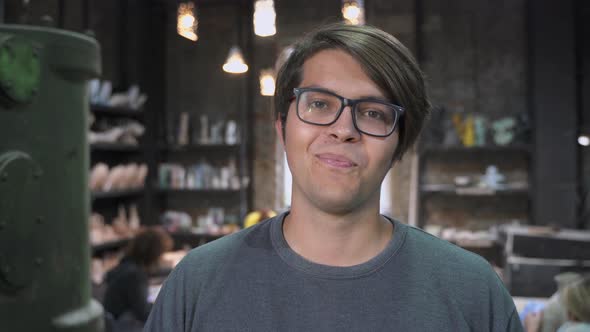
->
<box><xmin>358</xmin><ymin>94</ymin><xmax>388</xmax><ymax>101</ymax></box>
<box><xmin>301</xmin><ymin>85</ymin><xmax>387</xmax><ymax>101</ymax></box>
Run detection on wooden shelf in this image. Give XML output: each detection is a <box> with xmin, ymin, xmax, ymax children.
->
<box><xmin>91</xmin><ymin>143</ymin><xmax>141</xmax><ymax>152</ymax></box>
<box><xmin>157</xmin><ymin>187</ymin><xmax>241</xmax><ymax>195</ymax></box>
<box><xmin>161</xmin><ymin>144</ymin><xmax>241</xmax><ymax>152</ymax></box>
<box><xmin>420</xmin><ymin>184</ymin><xmax>529</xmax><ymax>196</ymax></box>
<box><xmin>91</xmin><ymin>188</ymin><xmax>145</xmax><ymax>200</ymax></box>
<box><xmin>169</xmin><ymin>231</ymin><xmax>225</xmax><ymax>240</ymax></box>
<box><xmin>169</xmin><ymin>231</ymin><xmax>226</xmax><ymax>249</ymax></box>
<box><xmin>419</xmin><ymin>144</ymin><xmax>531</xmax><ymax>155</ymax></box>
<box><xmin>91</xmin><ymin>238</ymin><xmax>131</xmax><ymax>256</ymax></box>
<box><xmin>90</xmin><ymin>104</ymin><xmax>143</xmax><ymax>117</ymax></box>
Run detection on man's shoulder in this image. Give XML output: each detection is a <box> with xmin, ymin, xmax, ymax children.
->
<box><xmin>400</xmin><ymin>223</ymin><xmax>496</xmax><ymax>281</ymax></box>
<box><xmin>175</xmin><ymin>216</ymin><xmax>276</xmax><ymax>275</ymax></box>
<box><xmin>399</xmin><ymin>223</ymin><xmax>517</xmax><ymax>329</ymax></box>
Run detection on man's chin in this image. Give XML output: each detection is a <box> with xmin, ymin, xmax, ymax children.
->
<box><xmin>310</xmin><ymin>195</ymin><xmax>364</xmax><ymax>216</ymax></box>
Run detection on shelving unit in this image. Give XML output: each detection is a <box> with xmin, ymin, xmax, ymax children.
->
<box><xmin>169</xmin><ymin>231</ymin><xmax>225</xmax><ymax>249</ymax></box>
<box><xmin>157</xmin><ymin>139</ymin><xmax>250</xmax><ymax>231</ymax></box>
<box><xmin>157</xmin><ymin>188</ymin><xmax>242</xmax><ymax>195</ymax></box>
<box><xmin>150</xmin><ymin>0</ymin><xmax>254</xmax><ymax>249</ymax></box>
<box><xmin>419</xmin><ymin>144</ymin><xmax>531</xmax><ymax>155</ymax></box>
<box><xmin>161</xmin><ymin>144</ymin><xmax>240</xmax><ymax>153</ymax></box>
<box><xmin>90</xmin><ymin>143</ymin><xmax>141</xmax><ymax>152</ymax></box>
<box><xmin>420</xmin><ymin>183</ymin><xmax>529</xmax><ymax>196</ymax></box>
<box><xmin>89</xmin><ymin>104</ymin><xmax>150</xmax><ymax>257</ymax></box>
<box><xmin>91</xmin><ymin>104</ymin><xmax>144</xmax><ymax>118</ymax></box>
<box><xmin>91</xmin><ymin>188</ymin><xmax>145</xmax><ymax>201</ymax></box>
<box><xmin>414</xmin><ymin>143</ymin><xmax>533</xmax><ymax>263</ymax></box>
<box><xmin>91</xmin><ymin>238</ymin><xmax>132</xmax><ymax>257</ymax></box>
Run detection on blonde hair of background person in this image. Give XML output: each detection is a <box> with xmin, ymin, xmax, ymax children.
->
<box><xmin>560</xmin><ymin>276</ymin><xmax>590</xmax><ymax>329</ymax></box>
<box><xmin>526</xmin><ymin>276</ymin><xmax>590</xmax><ymax>332</ymax></box>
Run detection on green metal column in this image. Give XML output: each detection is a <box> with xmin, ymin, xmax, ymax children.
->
<box><xmin>0</xmin><ymin>24</ymin><xmax>103</xmax><ymax>332</ymax></box>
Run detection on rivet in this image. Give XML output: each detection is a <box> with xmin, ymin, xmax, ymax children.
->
<box><xmin>1</xmin><ymin>173</ymin><xmax>7</xmax><ymax>182</ymax></box>
<box><xmin>0</xmin><ymin>221</ymin><xmax>5</xmax><ymax>229</ymax></box>
<box><xmin>35</xmin><ymin>258</ymin><xmax>43</xmax><ymax>266</ymax></box>
<box><xmin>36</xmin><ymin>216</ymin><xmax>43</xmax><ymax>224</ymax></box>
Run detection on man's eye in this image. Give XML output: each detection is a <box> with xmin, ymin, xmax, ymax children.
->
<box><xmin>310</xmin><ymin>101</ymin><xmax>329</xmax><ymax>110</ymax></box>
<box><xmin>362</xmin><ymin>109</ymin><xmax>385</xmax><ymax>120</ymax></box>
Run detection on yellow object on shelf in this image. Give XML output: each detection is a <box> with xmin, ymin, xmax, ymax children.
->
<box><xmin>244</xmin><ymin>209</ymin><xmax>277</xmax><ymax>228</ymax></box>
<box><xmin>463</xmin><ymin>115</ymin><xmax>475</xmax><ymax>147</ymax></box>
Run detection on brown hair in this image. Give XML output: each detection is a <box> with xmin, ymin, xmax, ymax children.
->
<box><xmin>126</xmin><ymin>227</ymin><xmax>173</xmax><ymax>268</ymax></box>
<box><xmin>275</xmin><ymin>23</ymin><xmax>430</xmax><ymax>161</ymax></box>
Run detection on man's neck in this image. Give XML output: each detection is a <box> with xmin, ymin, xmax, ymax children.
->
<box><xmin>283</xmin><ymin>199</ymin><xmax>393</xmax><ymax>267</ymax></box>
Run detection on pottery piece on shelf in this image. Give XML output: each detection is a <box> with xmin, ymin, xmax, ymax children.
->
<box><xmin>89</xmin><ymin>163</ymin><xmax>109</xmax><ymax>191</ymax></box>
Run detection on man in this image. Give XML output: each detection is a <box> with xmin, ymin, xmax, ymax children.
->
<box><xmin>144</xmin><ymin>23</ymin><xmax>522</xmax><ymax>331</ymax></box>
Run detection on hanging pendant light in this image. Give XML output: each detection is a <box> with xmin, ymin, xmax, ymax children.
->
<box><xmin>177</xmin><ymin>2</ymin><xmax>198</xmax><ymax>41</ymax></box>
<box><xmin>223</xmin><ymin>46</ymin><xmax>248</xmax><ymax>74</ymax></box>
<box><xmin>253</xmin><ymin>0</ymin><xmax>276</xmax><ymax>37</ymax></box>
<box><xmin>259</xmin><ymin>69</ymin><xmax>275</xmax><ymax>96</ymax></box>
<box><xmin>342</xmin><ymin>0</ymin><xmax>365</xmax><ymax>26</ymax></box>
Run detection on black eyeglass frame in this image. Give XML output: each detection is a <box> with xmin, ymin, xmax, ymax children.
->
<box><xmin>292</xmin><ymin>87</ymin><xmax>405</xmax><ymax>138</ymax></box>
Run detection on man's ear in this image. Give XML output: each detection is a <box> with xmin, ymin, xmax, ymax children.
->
<box><xmin>275</xmin><ymin>118</ymin><xmax>285</xmax><ymax>148</ymax></box>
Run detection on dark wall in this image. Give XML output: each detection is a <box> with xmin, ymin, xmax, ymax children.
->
<box><xmin>530</xmin><ymin>0</ymin><xmax>578</xmax><ymax>228</ymax></box>
<box><xmin>165</xmin><ymin>3</ymin><xmax>244</xmax><ymax>124</ymax></box>
<box><xmin>3</xmin><ymin>0</ymin><xmax>146</xmax><ymax>91</ymax></box>
<box><xmin>421</xmin><ymin>0</ymin><xmax>527</xmax><ymax>118</ymax></box>
<box><xmin>579</xmin><ymin>0</ymin><xmax>590</xmax><ymax>229</ymax></box>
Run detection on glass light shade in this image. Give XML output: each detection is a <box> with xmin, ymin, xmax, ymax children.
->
<box><xmin>254</xmin><ymin>0</ymin><xmax>276</xmax><ymax>37</ymax></box>
<box><xmin>259</xmin><ymin>69</ymin><xmax>275</xmax><ymax>96</ymax></box>
<box><xmin>579</xmin><ymin>135</ymin><xmax>590</xmax><ymax>147</ymax></box>
<box><xmin>342</xmin><ymin>0</ymin><xmax>365</xmax><ymax>26</ymax></box>
<box><xmin>223</xmin><ymin>46</ymin><xmax>248</xmax><ymax>74</ymax></box>
<box><xmin>177</xmin><ymin>2</ymin><xmax>198</xmax><ymax>41</ymax></box>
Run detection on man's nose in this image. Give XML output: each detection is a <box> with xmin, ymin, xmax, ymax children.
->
<box><xmin>327</xmin><ymin>106</ymin><xmax>361</xmax><ymax>142</ymax></box>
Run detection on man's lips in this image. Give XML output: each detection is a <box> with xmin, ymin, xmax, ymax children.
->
<box><xmin>316</xmin><ymin>153</ymin><xmax>358</xmax><ymax>168</ymax></box>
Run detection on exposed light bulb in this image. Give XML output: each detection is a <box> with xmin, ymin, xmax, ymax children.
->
<box><xmin>223</xmin><ymin>46</ymin><xmax>248</xmax><ymax>74</ymax></box>
<box><xmin>342</xmin><ymin>0</ymin><xmax>365</xmax><ymax>26</ymax></box>
<box><xmin>177</xmin><ymin>2</ymin><xmax>198</xmax><ymax>41</ymax></box>
<box><xmin>579</xmin><ymin>135</ymin><xmax>590</xmax><ymax>147</ymax></box>
<box><xmin>254</xmin><ymin>0</ymin><xmax>276</xmax><ymax>37</ymax></box>
<box><xmin>259</xmin><ymin>70</ymin><xmax>275</xmax><ymax>96</ymax></box>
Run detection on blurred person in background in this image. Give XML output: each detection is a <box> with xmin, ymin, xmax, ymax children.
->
<box><xmin>525</xmin><ymin>275</ymin><xmax>590</xmax><ymax>332</ymax></box>
<box><xmin>103</xmin><ymin>227</ymin><xmax>173</xmax><ymax>331</ymax></box>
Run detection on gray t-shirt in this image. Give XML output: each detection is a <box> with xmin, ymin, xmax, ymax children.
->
<box><xmin>144</xmin><ymin>213</ymin><xmax>523</xmax><ymax>331</ymax></box>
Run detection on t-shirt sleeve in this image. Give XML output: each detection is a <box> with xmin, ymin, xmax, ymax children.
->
<box><xmin>506</xmin><ymin>308</ymin><xmax>525</xmax><ymax>332</ymax></box>
<box><xmin>143</xmin><ymin>261</ymin><xmax>192</xmax><ymax>332</ymax></box>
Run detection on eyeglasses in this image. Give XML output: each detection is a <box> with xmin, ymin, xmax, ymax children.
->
<box><xmin>292</xmin><ymin>87</ymin><xmax>405</xmax><ymax>137</ymax></box>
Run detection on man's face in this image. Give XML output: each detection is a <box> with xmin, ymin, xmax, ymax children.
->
<box><xmin>276</xmin><ymin>49</ymin><xmax>399</xmax><ymax>215</ymax></box>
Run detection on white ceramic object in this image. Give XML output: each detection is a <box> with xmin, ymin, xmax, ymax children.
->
<box><xmin>89</xmin><ymin>163</ymin><xmax>109</xmax><ymax>191</ymax></box>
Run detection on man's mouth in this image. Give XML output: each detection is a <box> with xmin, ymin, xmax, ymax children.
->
<box><xmin>316</xmin><ymin>153</ymin><xmax>357</xmax><ymax>168</ymax></box>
